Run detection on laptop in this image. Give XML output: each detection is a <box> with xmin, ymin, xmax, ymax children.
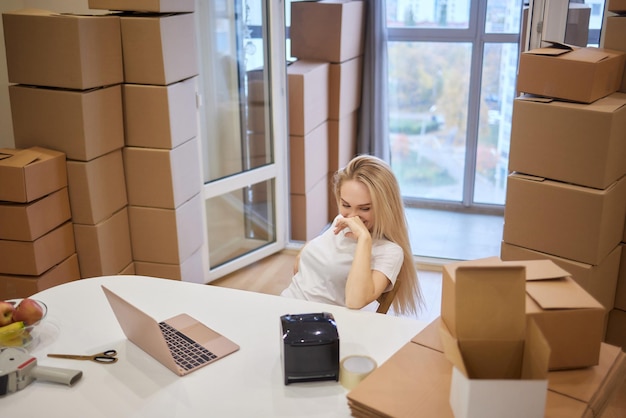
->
<box><xmin>101</xmin><ymin>285</ymin><xmax>240</xmax><ymax>376</ymax></box>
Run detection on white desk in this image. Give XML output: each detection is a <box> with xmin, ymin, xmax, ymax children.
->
<box><xmin>2</xmin><ymin>275</ymin><xmax>426</xmax><ymax>417</ymax></box>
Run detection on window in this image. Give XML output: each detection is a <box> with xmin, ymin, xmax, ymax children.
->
<box><xmin>386</xmin><ymin>0</ymin><xmax>523</xmax><ymax>211</ymax></box>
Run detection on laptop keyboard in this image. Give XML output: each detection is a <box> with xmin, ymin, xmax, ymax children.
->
<box><xmin>159</xmin><ymin>321</ymin><xmax>218</xmax><ymax>370</ymax></box>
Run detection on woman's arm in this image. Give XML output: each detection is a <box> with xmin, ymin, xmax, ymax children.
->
<box><xmin>335</xmin><ymin>217</ymin><xmax>390</xmax><ymax>309</ymax></box>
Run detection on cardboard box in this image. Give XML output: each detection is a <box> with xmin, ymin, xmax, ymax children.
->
<box><xmin>447</xmin><ymin>350</ymin><xmax>548</xmax><ymax>418</ymax></box>
<box><xmin>245</xmin><ymin>132</ymin><xmax>271</xmax><ymax>166</ymax></box>
<box><xmin>123</xmin><ymin>137</ymin><xmax>202</xmax><ymax>209</ymax></box>
<box><xmin>123</xmin><ymin>77</ymin><xmax>198</xmax><ymax>149</ymax></box>
<box><xmin>287</xmin><ymin>60</ymin><xmax>329</xmax><ymax>136</ymax></box>
<box><xmin>0</xmin><ymin>187</ymin><xmax>71</xmax><ymax>241</ymax></box>
<box><xmin>440</xmin><ymin>315</ymin><xmax>549</xmax><ymax>418</ymax></box>
<box><xmin>118</xmin><ymin>262</ymin><xmax>135</xmax><ymax>275</ymax></box>
<box><xmin>88</xmin><ymin>0</ymin><xmax>194</xmax><ymax>12</ymax></box>
<box><xmin>509</xmin><ymin>93</ymin><xmax>626</xmax><ymax>189</ymax></box>
<box><xmin>0</xmin><ymin>253</ymin><xmax>80</xmax><ymax>300</ymax></box>
<box><xmin>564</xmin><ymin>4</ymin><xmax>591</xmax><ymax>47</ymax></box>
<box><xmin>441</xmin><ymin>263</ymin><xmax>527</xmax><ymax>352</ymax></box>
<box><xmin>290</xmin><ymin>0</ymin><xmax>365</xmax><ymax>63</ymax></box>
<box><xmin>503</xmin><ymin>173</ymin><xmax>626</xmax><ymax>265</ymax></box>
<box><xmin>0</xmin><ymin>222</ymin><xmax>75</xmax><ymax>276</ymax></box>
<box><xmin>329</xmin><ymin>56</ymin><xmax>362</xmax><ymax>119</ymax></box>
<box><xmin>605</xmin><ymin>309</ymin><xmax>626</xmax><ymax>350</ymax></box>
<box><xmin>328</xmin><ymin>111</ymin><xmax>357</xmax><ymax>174</ymax></box>
<box><xmin>444</xmin><ymin>257</ymin><xmax>605</xmax><ymax>370</ymax></box>
<box><xmin>120</xmin><ymin>13</ymin><xmax>198</xmax><ymax>85</ymax></box>
<box><xmin>246</xmin><ymin>67</ymin><xmax>266</xmax><ymax>104</ymax></box>
<box><xmin>11</xmin><ymin>84</ymin><xmax>124</xmax><ymax>162</ymax></box>
<box><xmin>2</xmin><ymin>10</ymin><xmax>123</xmax><ymax>90</ymax></box>
<box><xmin>349</xmin><ymin>320</ymin><xmax>625</xmax><ymax>418</ymax></box>
<box><xmin>291</xmin><ymin>178</ymin><xmax>330</xmax><ymax>241</ymax></box>
<box><xmin>0</xmin><ymin>147</ymin><xmax>66</xmax><ymax>203</ymax></box>
<box><xmin>329</xmin><ymin>57</ymin><xmax>362</xmax><ymax>119</ymax></box>
<box><xmin>290</xmin><ymin>121</ymin><xmax>329</xmax><ymax>195</ymax></box>
<box><xmin>128</xmin><ymin>193</ymin><xmax>204</xmax><ymax>264</ymax></box>
<box><xmin>603</xmin><ymin>16</ymin><xmax>626</xmax><ymax>92</ymax></box>
<box><xmin>67</xmin><ymin>149</ymin><xmax>127</xmax><ymax>225</ymax></box>
<box><xmin>616</xmin><ymin>244</ymin><xmax>626</xmax><ymax>311</ymax></box>
<box><xmin>501</xmin><ymin>241</ymin><xmax>621</xmax><ymax>311</ymax></box>
<box><xmin>134</xmin><ymin>248</ymin><xmax>204</xmax><ymax>282</ymax></box>
<box><xmin>73</xmin><ymin>207</ymin><xmax>133</xmax><ymax>278</ymax></box>
<box><xmin>517</xmin><ymin>43</ymin><xmax>625</xmax><ymax>103</ymax></box>
<box><xmin>547</xmin><ymin>342</ymin><xmax>626</xmax><ymax>413</ymax></box>
<box><xmin>526</xmin><ymin>273</ymin><xmax>605</xmax><ymax>370</ymax></box>
<box><xmin>607</xmin><ymin>0</ymin><xmax>626</xmax><ymax>13</ymax></box>
<box><xmin>246</xmin><ymin>103</ymin><xmax>267</xmax><ymax>133</ymax></box>
<box><xmin>327</xmin><ymin>174</ymin><xmax>338</xmax><ymax>221</ymax></box>
<box><xmin>520</xmin><ymin>5</ymin><xmax>590</xmax><ymax>56</ymax></box>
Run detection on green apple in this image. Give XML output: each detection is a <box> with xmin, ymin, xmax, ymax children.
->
<box><xmin>0</xmin><ymin>301</ymin><xmax>15</xmax><ymax>326</ymax></box>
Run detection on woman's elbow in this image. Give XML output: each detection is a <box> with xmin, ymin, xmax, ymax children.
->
<box><xmin>345</xmin><ymin>295</ymin><xmax>371</xmax><ymax>310</ymax></box>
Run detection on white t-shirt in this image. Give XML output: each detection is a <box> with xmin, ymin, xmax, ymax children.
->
<box><xmin>281</xmin><ymin>216</ymin><xmax>403</xmax><ymax>306</ymax></box>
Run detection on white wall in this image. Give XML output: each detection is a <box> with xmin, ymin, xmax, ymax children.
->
<box><xmin>0</xmin><ymin>0</ymin><xmax>95</xmax><ymax>149</ymax></box>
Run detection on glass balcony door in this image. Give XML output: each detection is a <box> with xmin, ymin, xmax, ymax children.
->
<box><xmin>195</xmin><ymin>0</ymin><xmax>288</xmax><ymax>281</ymax></box>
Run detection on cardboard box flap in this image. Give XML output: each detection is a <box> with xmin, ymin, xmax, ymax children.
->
<box><xmin>439</xmin><ymin>320</ymin><xmax>527</xmax><ymax>379</ymax></box>
<box><xmin>3</xmin><ymin>9</ymin><xmax>104</xmax><ymax>18</ymax></box>
<box><xmin>527</xmin><ymin>41</ymin><xmax>576</xmax><ymax>56</ymax></box>
<box><xmin>511</xmin><ymin>172</ymin><xmax>620</xmax><ymax>193</ymax></box>
<box><xmin>3</xmin><ymin>8</ymin><xmax>61</xmax><ymax>16</ymax></box>
<box><xmin>448</xmin><ymin>257</ymin><xmax>570</xmax><ymax>281</ymax></box>
<box><xmin>522</xmin><ymin>259</ymin><xmax>570</xmax><ymax>281</ymax></box>
<box><xmin>459</xmin><ymin>339</ymin><xmax>525</xmax><ymax>379</ymax></box>
<box><xmin>526</xmin><ymin>276</ymin><xmax>603</xmax><ymax>310</ymax></box>
<box><xmin>0</xmin><ymin>149</ymin><xmax>42</xmax><ymax>168</ymax></box>
<box><xmin>509</xmin><ymin>172</ymin><xmax>546</xmax><ymax>182</ymax></box>
<box><xmin>564</xmin><ymin>47</ymin><xmax>621</xmax><ymax>64</ymax></box>
<box><xmin>522</xmin><ymin>319</ymin><xmax>551</xmax><ymax>380</ymax></box>
<box><xmin>517</xmin><ymin>94</ymin><xmax>554</xmax><ymax>103</ymax></box>
<box><xmin>453</xmin><ymin>265</ymin><xmax>527</xmax><ymax>340</ymax></box>
<box><xmin>439</xmin><ymin>321</ymin><xmax>470</xmax><ymax>376</ymax></box>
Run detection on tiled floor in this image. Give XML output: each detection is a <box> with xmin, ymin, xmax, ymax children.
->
<box><xmin>405</xmin><ymin>207</ymin><xmax>504</xmax><ymax>262</ymax></box>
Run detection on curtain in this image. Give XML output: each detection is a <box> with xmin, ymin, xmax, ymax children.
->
<box><xmin>357</xmin><ymin>0</ymin><xmax>389</xmax><ymax>162</ymax></box>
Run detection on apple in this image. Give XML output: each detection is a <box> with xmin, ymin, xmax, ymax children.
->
<box><xmin>12</xmin><ymin>299</ymin><xmax>44</xmax><ymax>326</ymax></box>
<box><xmin>0</xmin><ymin>301</ymin><xmax>15</xmax><ymax>326</ymax></box>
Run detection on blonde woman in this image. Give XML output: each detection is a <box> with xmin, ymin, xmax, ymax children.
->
<box><xmin>281</xmin><ymin>155</ymin><xmax>424</xmax><ymax>315</ymax></box>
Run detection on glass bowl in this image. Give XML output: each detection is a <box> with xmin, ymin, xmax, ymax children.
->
<box><xmin>0</xmin><ymin>299</ymin><xmax>47</xmax><ymax>348</ymax></box>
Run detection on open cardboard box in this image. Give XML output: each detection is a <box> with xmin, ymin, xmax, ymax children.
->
<box><xmin>525</xmin><ymin>266</ymin><xmax>605</xmax><ymax>370</ymax></box>
<box><xmin>440</xmin><ymin>263</ymin><xmax>550</xmax><ymax>418</ymax></box>
<box><xmin>448</xmin><ymin>257</ymin><xmax>606</xmax><ymax>369</ymax></box>
<box><xmin>441</xmin><ymin>320</ymin><xmax>550</xmax><ymax>418</ymax></box>
<box><xmin>517</xmin><ymin>41</ymin><xmax>625</xmax><ymax>103</ymax></box>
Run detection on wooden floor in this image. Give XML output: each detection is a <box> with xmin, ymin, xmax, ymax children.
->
<box><xmin>210</xmin><ymin>249</ymin><xmax>444</xmax><ymax>323</ymax></box>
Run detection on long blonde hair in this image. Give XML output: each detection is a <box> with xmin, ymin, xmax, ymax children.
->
<box><xmin>334</xmin><ymin>155</ymin><xmax>424</xmax><ymax>315</ymax></box>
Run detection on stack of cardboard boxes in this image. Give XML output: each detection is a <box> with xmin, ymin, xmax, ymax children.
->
<box><xmin>288</xmin><ymin>0</ymin><xmax>365</xmax><ymax>240</ymax></box>
<box><xmin>502</xmin><ymin>25</ymin><xmax>626</xmax><ymax>350</ymax></box>
<box><xmin>602</xmin><ymin>0</ymin><xmax>626</xmax><ymax>351</ymax></box>
<box><xmin>347</xmin><ymin>258</ymin><xmax>621</xmax><ymax>417</ymax></box>
<box><xmin>0</xmin><ymin>148</ymin><xmax>80</xmax><ymax>299</ymax></box>
<box><xmin>2</xmin><ymin>2</ymin><xmax>205</xmax><ymax>288</ymax></box>
<box><xmin>3</xmin><ymin>10</ymin><xmax>132</xmax><ymax>283</ymax></box>
<box><xmin>88</xmin><ymin>0</ymin><xmax>205</xmax><ymax>281</ymax></box>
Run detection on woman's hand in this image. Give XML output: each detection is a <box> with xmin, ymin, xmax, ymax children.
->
<box><xmin>333</xmin><ymin>215</ymin><xmax>370</xmax><ymax>241</ymax></box>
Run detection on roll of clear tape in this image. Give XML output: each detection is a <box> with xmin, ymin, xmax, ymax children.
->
<box><xmin>339</xmin><ymin>355</ymin><xmax>377</xmax><ymax>390</ymax></box>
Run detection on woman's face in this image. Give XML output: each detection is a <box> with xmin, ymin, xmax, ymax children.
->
<box><xmin>339</xmin><ymin>180</ymin><xmax>374</xmax><ymax>231</ymax></box>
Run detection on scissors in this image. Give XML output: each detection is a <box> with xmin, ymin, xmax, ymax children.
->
<box><xmin>47</xmin><ymin>349</ymin><xmax>118</xmax><ymax>364</ymax></box>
